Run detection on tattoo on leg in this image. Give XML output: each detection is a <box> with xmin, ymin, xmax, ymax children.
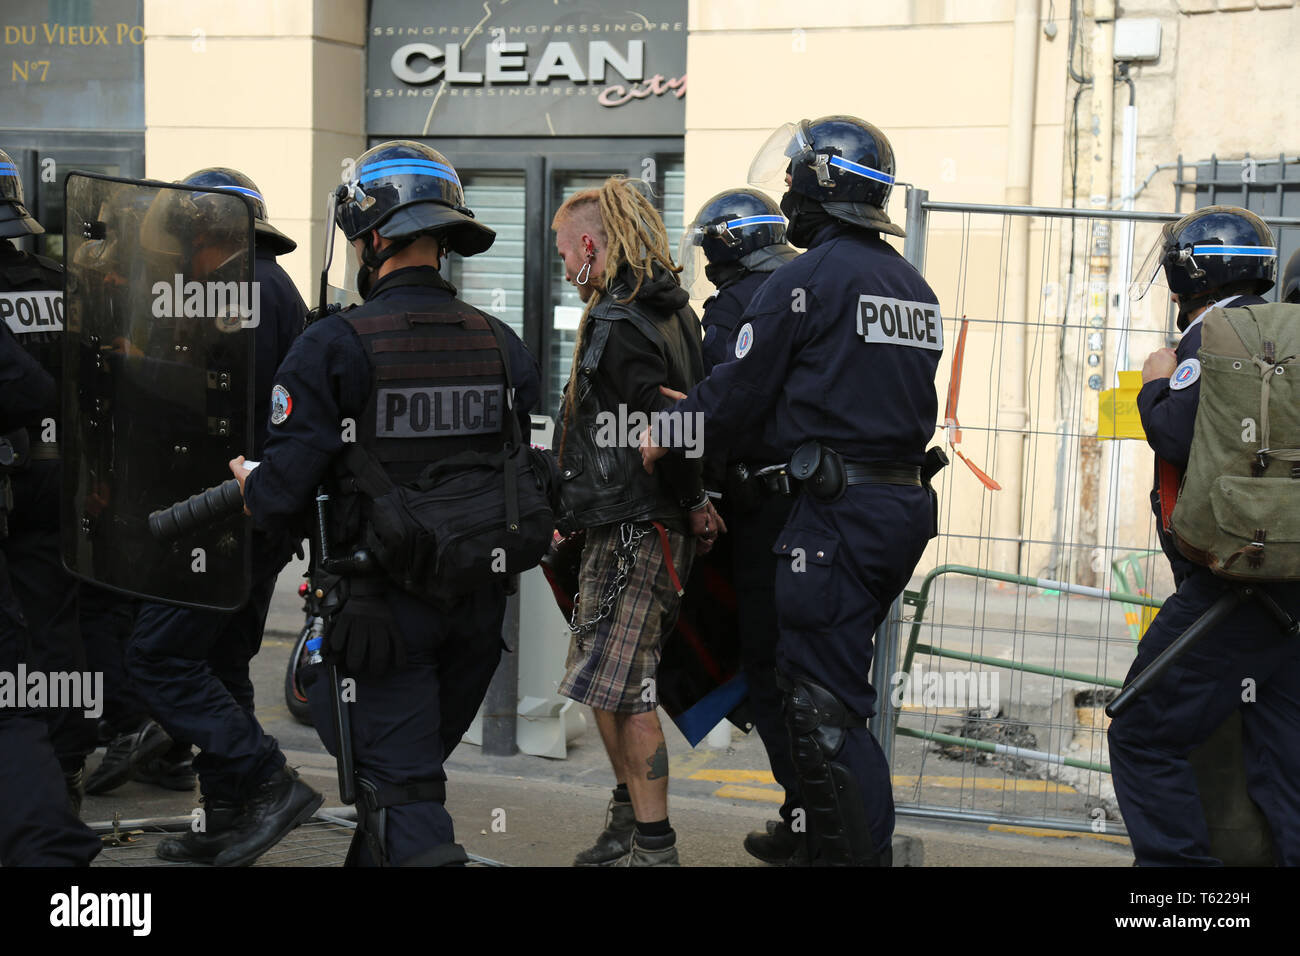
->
<box><xmin>646</xmin><ymin>742</ymin><xmax>668</xmax><ymax>780</ymax></box>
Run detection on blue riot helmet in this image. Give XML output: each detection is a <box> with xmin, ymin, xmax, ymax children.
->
<box><xmin>749</xmin><ymin>115</ymin><xmax>904</xmax><ymax>239</ymax></box>
<box><xmin>336</xmin><ymin>141</ymin><xmax>494</xmax><ymax>256</ymax></box>
<box><xmin>678</xmin><ymin>188</ymin><xmax>798</xmax><ymax>297</ymax></box>
<box><xmin>0</xmin><ymin>148</ymin><xmax>44</xmax><ymax>238</ymax></box>
<box><xmin>1282</xmin><ymin>246</ymin><xmax>1300</xmax><ymax>304</ymax></box>
<box><xmin>181</xmin><ymin>167</ymin><xmax>296</xmax><ymax>255</ymax></box>
<box><xmin>1131</xmin><ymin>205</ymin><xmax>1276</xmax><ymax>328</ymax></box>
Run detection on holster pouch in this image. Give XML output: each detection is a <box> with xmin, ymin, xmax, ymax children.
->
<box><xmin>791</xmin><ymin>440</ymin><xmax>846</xmax><ymax>502</ymax></box>
<box><xmin>921</xmin><ymin>446</ymin><xmax>949</xmax><ymax>540</ymax></box>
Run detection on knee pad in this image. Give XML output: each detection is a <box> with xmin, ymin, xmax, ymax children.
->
<box><xmin>782</xmin><ymin>673</ymin><xmax>884</xmax><ymax>867</ymax></box>
<box><xmin>347</xmin><ymin>775</ymin><xmax>449</xmax><ymax>868</ymax></box>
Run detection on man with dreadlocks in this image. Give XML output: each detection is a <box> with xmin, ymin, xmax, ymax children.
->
<box><xmin>551</xmin><ymin>176</ymin><xmax>718</xmax><ymax>867</ymax></box>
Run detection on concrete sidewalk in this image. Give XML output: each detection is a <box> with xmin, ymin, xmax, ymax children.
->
<box><xmin>81</xmin><ymin>556</ymin><xmax>1135</xmax><ymax>866</ymax></box>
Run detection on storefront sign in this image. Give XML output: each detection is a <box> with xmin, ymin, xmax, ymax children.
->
<box><xmin>1</xmin><ymin>0</ymin><xmax>143</xmax><ymax>130</ymax></box>
<box><xmin>367</xmin><ymin>0</ymin><xmax>686</xmax><ymax>136</ymax></box>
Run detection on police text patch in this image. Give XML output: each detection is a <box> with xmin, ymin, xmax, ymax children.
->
<box><xmin>378</xmin><ymin>385</ymin><xmax>504</xmax><ymax>437</ymax></box>
<box><xmin>0</xmin><ymin>290</ymin><xmax>63</xmax><ymax>335</ymax></box>
<box><xmin>856</xmin><ymin>296</ymin><xmax>942</xmax><ymax>351</ymax></box>
<box><xmin>1170</xmin><ymin>357</ymin><xmax>1201</xmax><ymax>391</ymax></box>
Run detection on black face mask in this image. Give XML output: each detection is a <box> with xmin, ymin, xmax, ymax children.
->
<box><xmin>780</xmin><ymin>191</ymin><xmax>835</xmax><ymax>249</ymax></box>
<box><xmin>705</xmin><ymin>259</ymin><xmax>745</xmax><ymax>291</ymax></box>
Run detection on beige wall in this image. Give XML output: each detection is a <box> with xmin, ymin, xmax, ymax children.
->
<box><xmin>687</xmin><ymin>0</ymin><xmax>1069</xmax><ymax>577</ymax></box>
<box><xmin>143</xmin><ymin>0</ymin><xmax>366</xmax><ymax>296</ymax></box>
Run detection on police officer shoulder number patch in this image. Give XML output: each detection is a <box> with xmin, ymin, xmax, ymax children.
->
<box><xmin>856</xmin><ymin>295</ymin><xmax>943</xmax><ymax>351</ymax></box>
<box><xmin>270</xmin><ymin>384</ymin><xmax>292</xmax><ymax>424</ymax></box>
<box><xmin>1169</xmin><ymin>358</ymin><xmax>1201</xmax><ymax>391</ymax></box>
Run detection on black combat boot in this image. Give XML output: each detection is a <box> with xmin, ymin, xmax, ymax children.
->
<box><xmin>573</xmin><ymin>797</ymin><xmax>635</xmax><ymax>866</ymax></box>
<box><xmin>85</xmin><ymin>718</ymin><xmax>173</xmax><ymax>795</ymax></box>
<box><xmin>212</xmin><ymin>767</ymin><xmax>324</xmax><ymax>867</ymax></box>
<box><xmin>156</xmin><ymin>797</ymin><xmax>244</xmax><ymax>863</ymax></box>
<box><xmin>743</xmin><ymin>818</ymin><xmax>809</xmax><ymax>865</ymax></box>
<box><xmin>135</xmin><ymin>741</ymin><xmax>197</xmax><ymax>791</ymax></box>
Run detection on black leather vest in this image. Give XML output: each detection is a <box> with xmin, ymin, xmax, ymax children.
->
<box><xmin>555</xmin><ymin>278</ymin><xmax>704</xmax><ymax>531</ymax></box>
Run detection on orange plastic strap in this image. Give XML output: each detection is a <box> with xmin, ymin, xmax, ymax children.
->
<box><xmin>943</xmin><ymin>317</ymin><xmax>1001</xmax><ymax>491</ymax></box>
<box><xmin>651</xmin><ymin>520</ymin><xmax>685</xmax><ymax>596</ymax></box>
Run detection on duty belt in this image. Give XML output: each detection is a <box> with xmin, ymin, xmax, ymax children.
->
<box><xmin>752</xmin><ymin>460</ymin><xmax>921</xmax><ymax>496</ymax></box>
<box><xmin>843</xmin><ymin>463</ymin><xmax>922</xmax><ymax>486</ymax></box>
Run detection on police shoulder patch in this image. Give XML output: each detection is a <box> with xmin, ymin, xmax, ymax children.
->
<box><xmin>1169</xmin><ymin>357</ymin><xmax>1201</xmax><ymax>391</ymax></box>
<box><xmin>270</xmin><ymin>384</ymin><xmax>293</xmax><ymax>424</ymax></box>
<box><xmin>735</xmin><ymin>322</ymin><xmax>755</xmax><ymax>359</ymax></box>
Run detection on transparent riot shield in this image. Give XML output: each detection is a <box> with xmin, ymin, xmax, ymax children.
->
<box><xmin>62</xmin><ymin>172</ymin><xmax>255</xmax><ymax>610</ymax></box>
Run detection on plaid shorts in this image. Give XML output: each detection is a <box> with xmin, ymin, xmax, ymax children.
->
<box><xmin>558</xmin><ymin>521</ymin><xmax>693</xmax><ymax>714</ymax></box>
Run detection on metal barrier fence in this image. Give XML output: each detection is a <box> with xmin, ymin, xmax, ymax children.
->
<box><xmin>870</xmin><ymin>191</ymin><xmax>1300</xmax><ymax>836</ymax></box>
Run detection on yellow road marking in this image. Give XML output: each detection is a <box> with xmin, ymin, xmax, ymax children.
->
<box><xmin>714</xmin><ymin>784</ymin><xmax>785</xmax><ymax>803</ymax></box>
<box><xmin>702</xmin><ymin>770</ymin><xmax>1076</xmax><ymax>801</ymax></box>
<box><xmin>989</xmin><ymin>824</ymin><xmax>1131</xmax><ymax>846</ymax></box>
<box><xmin>893</xmin><ymin>775</ymin><xmax>1076</xmax><ymax>794</ymax></box>
<box><xmin>671</xmin><ymin>749</ymin><xmax>718</xmax><ymax>778</ymax></box>
<box><xmin>689</xmin><ymin>769</ymin><xmax>777</xmax><ymax>784</ymax></box>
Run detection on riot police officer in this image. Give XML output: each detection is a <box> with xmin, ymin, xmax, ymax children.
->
<box><xmin>0</xmin><ymin>314</ymin><xmax>100</xmax><ymax>865</ymax></box>
<box><xmin>0</xmin><ymin>147</ymin><xmax>96</xmax><ymax>811</ymax></box>
<box><xmin>1284</xmin><ymin>247</ymin><xmax>1300</xmax><ymax>304</ymax></box>
<box><xmin>679</xmin><ymin>188</ymin><xmax>803</xmax><ymax>861</ymax></box>
<box><xmin>1111</xmin><ymin>206</ymin><xmax>1300</xmax><ymax>865</ymax></box>
<box><xmin>231</xmin><ymin>141</ymin><xmax>541</xmax><ymax>866</ymax></box>
<box><xmin>681</xmin><ymin>188</ymin><xmax>799</xmax><ymax>373</ymax></box>
<box><xmin>117</xmin><ymin>168</ymin><xmax>313</xmax><ymax>865</ymax></box>
<box><xmin>646</xmin><ymin>116</ymin><xmax>944</xmax><ymax>866</ymax></box>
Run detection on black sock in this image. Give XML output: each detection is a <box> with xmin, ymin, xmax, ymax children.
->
<box><xmin>634</xmin><ymin>820</ymin><xmax>674</xmax><ymax>850</ymax></box>
<box><xmin>612</xmin><ymin>783</ymin><xmax>629</xmax><ymax>803</ymax></box>
<box><xmin>635</xmin><ymin>817</ymin><xmax>672</xmax><ymax>838</ymax></box>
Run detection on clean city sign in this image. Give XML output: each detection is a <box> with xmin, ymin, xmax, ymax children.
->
<box><xmin>367</xmin><ymin>0</ymin><xmax>686</xmax><ymax>137</ymax></box>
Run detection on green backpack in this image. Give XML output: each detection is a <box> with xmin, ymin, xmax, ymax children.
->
<box><xmin>1170</xmin><ymin>302</ymin><xmax>1300</xmax><ymax>581</ymax></box>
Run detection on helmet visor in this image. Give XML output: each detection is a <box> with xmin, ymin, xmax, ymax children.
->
<box><xmin>748</xmin><ymin>121</ymin><xmax>812</xmax><ymax>192</ymax></box>
<box><xmin>677</xmin><ymin>225</ymin><xmax>713</xmax><ymax>300</ymax></box>
<box><xmin>1129</xmin><ymin>225</ymin><xmax>1173</xmax><ymax>302</ymax></box>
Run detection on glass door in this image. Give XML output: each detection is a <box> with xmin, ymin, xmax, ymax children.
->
<box><xmin>408</xmin><ymin>138</ymin><xmax>683</xmax><ymax>425</ymax></box>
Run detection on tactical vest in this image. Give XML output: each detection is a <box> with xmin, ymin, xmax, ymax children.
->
<box><xmin>0</xmin><ymin>248</ymin><xmax>63</xmax><ymax>444</ymax></box>
<box><xmin>1170</xmin><ymin>302</ymin><xmax>1300</xmax><ymax>580</ymax></box>
<box><xmin>345</xmin><ymin>299</ymin><xmax>511</xmax><ymax>487</ymax></box>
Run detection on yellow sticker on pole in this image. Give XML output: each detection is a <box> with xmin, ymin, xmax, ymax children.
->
<box><xmin>1097</xmin><ymin>370</ymin><xmax>1147</xmax><ymax>441</ymax></box>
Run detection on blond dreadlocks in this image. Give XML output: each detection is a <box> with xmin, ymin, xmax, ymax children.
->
<box><xmin>553</xmin><ymin>176</ymin><xmax>681</xmax><ymax>459</ymax></box>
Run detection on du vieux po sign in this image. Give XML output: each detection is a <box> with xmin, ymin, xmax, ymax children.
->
<box><xmin>366</xmin><ymin>0</ymin><xmax>687</xmax><ymax>137</ymax></box>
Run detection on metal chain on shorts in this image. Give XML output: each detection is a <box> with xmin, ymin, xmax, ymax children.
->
<box><xmin>566</xmin><ymin>521</ymin><xmax>652</xmax><ymax>639</ymax></box>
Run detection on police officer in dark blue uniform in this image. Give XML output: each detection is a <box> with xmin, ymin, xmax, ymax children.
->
<box><xmin>647</xmin><ymin>116</ymin><xmax>944</xmax><ymax>866</ymax></box>
<box><xmin>681</xmin><ymin>189</ymin><xmax>798</xmax><ymax>373</ymax></box>
<box><xmin>232</xmin><ymin>141</ymin><xmax>541</xmax><ymax>866</ymax></box>
<box><xmin>118</xmin><ymin>168</ymin><xmax>315</xmax><ymax>865</ymax></box>
<box><xmin>680</xmin><ymin>188</ymin><xmax>804</xmax><ymax>862</ymax></box>
<box><xmin>1110</xmin><ymin>206</ymin><xmax>1300</xmax><ymax>865</ymax></box>
<box><xmin>0</xmin><ymin>147</ymin><xmax>97</xmax><ymax>812</ymax></box>
<box><xmin>0</xmin><ymin>311</ymin><xmax>100</xmax><ymax>865</ymax></box>
<box><xmin>1284</xmin><ymin>247</ymin><xmax>1300</xmax><ymax>305</ymax></box>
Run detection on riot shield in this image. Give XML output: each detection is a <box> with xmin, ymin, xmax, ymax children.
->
<box><xmin>61</xmin><ymin>172</ymin><xmax>255</xmax><ymax>610</ymax></box>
